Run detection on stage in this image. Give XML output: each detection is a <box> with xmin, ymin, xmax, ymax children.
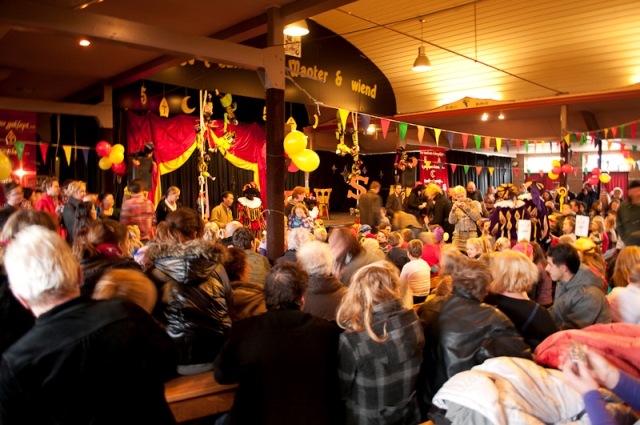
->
<box><xmin>316</xmin><ymin>211</ymin><xmax>356</xmax><ymax>229</ymax></box>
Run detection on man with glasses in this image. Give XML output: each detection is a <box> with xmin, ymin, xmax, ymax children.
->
<box><xmin>2</xmin><ymin>182</ymin><xmax>23</xmax><ymax>215</ymax></box>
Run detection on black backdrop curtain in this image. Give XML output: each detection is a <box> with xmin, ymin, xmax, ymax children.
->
<box><xmin>446</xmin><ymin>151</ymin><xmax>513</xmax><ymax>197</ymax></box>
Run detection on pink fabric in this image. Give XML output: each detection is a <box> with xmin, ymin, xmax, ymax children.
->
<box><xmin>534</xmin><ymin>323</ymin><xmax>640</xmax><ymax>380</ymax></box>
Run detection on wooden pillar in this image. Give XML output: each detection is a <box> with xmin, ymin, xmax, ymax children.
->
<box><xmin>265</xmin><ymin>7</ymin><xmax>286</xmax><ymax>262</ymax></box>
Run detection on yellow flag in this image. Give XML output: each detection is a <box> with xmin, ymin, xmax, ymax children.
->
<box><xmin>604</xmin><ymin>128</ymin><xmax>609</xmax><ymax>139</ymax></box>
<box><xmin>496</xmin><ymin>138</ymin><xmax>502</xmax><ymax>152</ymax></box>
<box><xmin>338</xmin><ymin>109</ymin><xmax>349</xmax><ymax>130</ymax></box>
<box><xmin>417</xmin><ymin>126</ymin><xmax>425</xmax><ymax>143</ymax></box>
<box><xmin>608</xmin><ymin>141</ymin><xmax>613</xmax><ymax>150</ymax></box>
<box><xmin>423</xmin><ymin>160</ymin><xmax>431</xmax><ymax>169</ymax></box>
<box><xmin>564</xmin><ymin>134</ymin><xmax>571</xmax><ymax>145</ymax></box>
<box><xmin>63</xmin><ymin>145</ymin><xmax>72</xmax><ymax>166</ymax></box>
<box><xmin>434</xmin><ymin>128</ymin><xmax>441</xmax><ymax>146</ymax></box>
<box><xmin>488</xmin><ymin>167</ymin><xmax>495</xmax><ymax>176</ymax></box>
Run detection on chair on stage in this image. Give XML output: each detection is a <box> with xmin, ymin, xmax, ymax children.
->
<box><xmin>314</xmin><ymin>188</ymin><xmax>332</xmax><ymax>220</ymax></box>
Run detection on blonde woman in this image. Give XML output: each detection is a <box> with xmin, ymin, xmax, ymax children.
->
<box><xmin>484</xmin><ymin>250</ymin><xmax>557</xmax><ymax>350</ymax></box>
<box><xmin>425</xmin><ymin>184</ymin><xmax>454</xmax><ymax>237</ymax></box>
<box><xmin>62</xmin><ymin>180</ymin><xmax>87</xmax><ymax>244</ymax></box>
<box><xmin>336</xmin><ymin>261</ymin><xmax>424</xmax><ymax>424</ymax></box>
<box><xmin>610</xmin><ymin>246</ymin><xmax>640</xmax><ymax>289</ymax></box>
<box><xmin>448</xmin><ymin>185</ymin><xmax>482</xmax><ymax>253</ymax></box>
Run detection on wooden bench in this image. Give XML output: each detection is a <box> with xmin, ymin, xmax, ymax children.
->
<box><xmin>165</xmin><ymin>372</ymin><xmax>237</xmax><ymax>423</ymax></box>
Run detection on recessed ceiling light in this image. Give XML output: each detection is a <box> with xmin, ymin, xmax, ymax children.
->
<box><xmin>481</xmin><ymin>113</ymin><xmax>488</xmax><ymax>121</ymax></box>
<box><xmin>498</xmin><ymin>111</ymin><xmax>505</xmax><ymax>119</ymax></box>
<box><xmin>79</xmin><ymin>39</ymin><xmax>91</xmax><ymax>47</ymax></box>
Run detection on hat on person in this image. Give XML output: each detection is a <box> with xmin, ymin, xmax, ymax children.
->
<box><xmin>496</xmin><ymin>183</ymin><xmax>518</xmax><ymax>200</ymax></box>
<box><xmin>574</xmin><ymin>237</ymin><xmax>596</xmax><ymax>253</ymax></box>
<box><xmin>432</xmin><ymin>226</ymin><xmax>444</xmax><ymax>243</ymax></box>
<box><xmin>512</xmin><ymin>242</ymin><xmax>534</xmax><ymax>258</ymax></box>
<box><xmin>628</xmin><ymin>181</ymin><xmax>640</xmax><ymax>190</ymax></box>
<box><xmin>360</xmin><ymin>224</ymin><xmax>372</xmax><ymax>233</ymax></box>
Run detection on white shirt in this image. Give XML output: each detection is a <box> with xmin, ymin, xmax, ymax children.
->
<box><xmin>399</xmin><ymin>258</ymin><xmax>431</xmax><ymax>297</ymax></box>
<box><xmin>607</xmin><ymin>284</ymin><xmax>640</xmax><ymax>324</ymax></box>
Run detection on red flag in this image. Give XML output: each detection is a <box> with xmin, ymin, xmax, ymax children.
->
<box><xmin>484</xmin><ymin>136</ymin><xmax>491</xmax><ymax>150</ymax></box>
<box><xmin>514</xmin><ymin>168</ymin><xmax>519</xmax><ymax>177</ymax></box>
<box><xmin>450</xmin><ymin>164</ymin><xmax>457</xmax><ymax>173</ymax></box>
<box><xmin>380</xmin><ymin>119</ymin><xmax>390</xmax><ymax>139</ymax></box>
<box><xmin>39</xmin><ymin>143</ymin><xmax>49</xmax><ymax>164</ymax></box>
<box><xmin>461</xmin><ymin>134</ymin><xmax>468</xmax><ymax>150</ymax></box>
<box><xmin>516</xmin><ymin>139</ymin><xmax>520</xmax><ymax>151</ymax></box>
<box><xmin>476</xmin><ymin>166</ymin><xmax>483</xmax><ymax>176</ymax></box>
<box><xmin>632</xmin><ymin>122</ymin><xmax>637</xmax><ymax>139</ymax></box>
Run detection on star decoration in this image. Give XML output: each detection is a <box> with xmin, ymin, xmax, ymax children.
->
<box><xmin>340</xmin><ymin>165</ymin><xmax>350</xmax><ymax>182</ymax></box>
<box><xmin>331</xmin><ymin>164</ymin><xmax>337</xmax><ymax>174</ymax></box>
<box><xmin>378</xmin><ymin>170</ymin><xmax>384</xmax><ymax>179</ymax></box>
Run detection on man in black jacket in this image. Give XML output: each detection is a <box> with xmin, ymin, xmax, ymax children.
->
<box><xmin>214</xmin><ymin>263</ymin><xmax>342</xmax><ymax>425</ymax></box>
<box><xmin>0</xmin><ymin>225</ymin><xmax>178</xmax><ymax>425</ymax></box>
<box><xmin>385</xmin><ymin>183</ymin><xmax>404</xmax><ymax>217</ymax></box>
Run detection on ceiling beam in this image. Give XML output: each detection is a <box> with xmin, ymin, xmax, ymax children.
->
<box><xmin>0</xmin><ymin>96</ymin><xmax>112</xmax><ymax>127</ymax></box>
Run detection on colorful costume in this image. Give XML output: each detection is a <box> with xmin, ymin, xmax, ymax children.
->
<box><xmin>517</xmin><ymin>181</ymin><xmax>550</xmax><ymax>242</ymax></box>
<box><xmin>237</xmin><ymin>182</ymin><xmax>265</xmax><ymax>239</ymax></box>
<box><xmin>489</xmin><ymin>184</ymin><xmax>531</xmax><ymax>242</ymax></box>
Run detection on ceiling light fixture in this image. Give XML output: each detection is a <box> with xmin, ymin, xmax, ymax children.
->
<box><xmin>283</xmin><ymin>20</ymin><xmax>309</xmax><ymax>36</ymax></box>
<box><xmin>75</xmin><ymin>0</ymin><xmax>103</xmax><ymax>10</ymax></box>
<box><xmin>367</xmin><ymin>124</ymin><xmax>376</xmax><ymax>134</ymax></box>
<box><xmin>498</xmin><ymin>111</ymin><xmax>504</xmax><ymax>119</ymax></box>
<box><xmin>79</xmin><ymin>39</ymin><xmax>91</xmax><ymax>47</ymax></box>
<box><xmin>481</xmin><ymin>113</ymin><xmax>488</xmax><ymax>121</ymax></box>
<box><xmin>412</xmin><ymin>19</ymin><xmax>431</xmax><ymax>72</ymax></box>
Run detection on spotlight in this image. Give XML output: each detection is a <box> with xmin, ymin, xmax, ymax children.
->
<box><xmin>481</xmin><ymin>113</ymin><xmax>488</xmax><ymax>121</ymax></box>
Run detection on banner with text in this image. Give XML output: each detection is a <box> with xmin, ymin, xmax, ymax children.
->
<box><xmin>420</xmin><ymin>146</ymin><xmax>449</xmax><ymax>190</ymax></box>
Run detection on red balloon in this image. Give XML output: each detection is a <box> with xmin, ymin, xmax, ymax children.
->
<box><xmin>288</xmin><ymin>161</ymin><xmax>299</xmax><ymax>173</ymax></box>
<box><xmin>588</xmin><ymin>176</ymin><xmax>599</xmax><ymax>186</ymax></box>
<box><xmin>96</xmin><ymin>141</ymin><xmax>112</xmax><ymax>158</ymax></box>
<box><xmin>111</xmin><ymin>161</ymin><xmax>127</xmax><ymax>175</ymax></box>
<box><xmin>623</xmin><ymin>150</ymin><xmax>631</xmax><ymax>159</ymax></box>
<box><xmin>591</xmin><ymin>167</ymin><xmax>601</xmax><ymax>177</ymax></box>
<box><xmin>561</xmin><ymin>163</ymin><xmax>573</xmax><ymax>174</ymax></box>
<box><xmin>552</xmin><ymin>166</ymin><xmax>561</xmax><ymax>175</ymax></box>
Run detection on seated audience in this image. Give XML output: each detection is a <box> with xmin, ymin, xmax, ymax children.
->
<box><xmin>546</xmin><ymin>243</ymin><xmax>610</xmax><ymax>330</ymax></box>
<box><xmin>386</xmin><ymin>231</ymin><xmax>410</xmax><ymax>271</ymax></box>
<box><xmin>298</xmin><ymin>240</ymin><xmax>347</xmax><ymax>321</ymax></box>
<box><xmin>419</xmin><ymin>232</ymin><xmax>441</xmax><ymax>273</ymax></box>
<box><xmin>221</xmin><ymin>221</ymin><xmax>243</xmax><ymax>247</ymax></box>
<box><xmin>155</xmin><ymin>186</ymin><xmax>181</xmax><ymax>224</ymax></box>
<box><xmin>98</xmin><ymin>192</ymin><xmax>119</xmax><ymax>220</ymax></box>
<box><xmin>314</xmin><ymin>226</ymin><xmax>328</xmax><ymax>242</ymax></box>
<box><xmin>607</xmin><ymin>263</ymin><xmax>640</xmax><ymax>324</ymax></box>
<box><xmin>146</xmin><ymin>208</ymin><xmax>232</xmax><ymax>375</ymax></box>
<box><xmin>417</xmin><ymin>258</ymin><xmax>531</xmax><ymax>417</ymax></box>
<box><xmin>400</xmin><ymin>239</ymin><xmax>431</xmax><ymax>304</ymax></box>
<box><xmin>329</xmin><ymin>227</ymin><xmax>380</xmax><ymax>286</ymax></box>
<box><xmin>400</xmin><ymin>228</ymin><xmax>415</xmax><ymax>248</ymax></box>
<box><xmin>337</xmin><ymin>261</ymin><xmax>424</xmax><ymax>424</ymax></box>
<box><xmin>465</xmin><ymin>237</ymin><xmax>489</xmax><ymax>259</ymax></box>
<box><xmin>275</xmin><ymin>227</ymin><xmax>313</xmax><ymax>266</ymax></box>
<box><xmin>287</xmin><ymin>202</ymin><xmax>313</xmax><ymax>231</ymax></box>
<box><xmin>494</xmin><ymin>236</ymin><xmax>511</xmax><ymax>252</ymax></box>
<box><xmin>608</xmin><ymin>246</ymin><xmax>640</xmax><ymax>289</ymax></box>
<box><xmin>223</xmin><ymin>247</ymin><xmax>266</xmax><ymax>321</ymax></box>
<box><xmin>376</xmin><ymin>230</ymin><xmax>391</xmax><ymax>253</ymax></box>
<box><xmin>0</xmin><ymin>226</ymin><xmax>178</xmax><ymax>424</ymax></box>
<box><xmin>203</xmin><ymin>221</ymin><xmax>221</xmax><ymax>243</ymax></box>
<box><xmin>360</xmin><ymin>238</ymin><xmax>385</xmax><ymax>261</ymax></box>
<box><xmin>530</xmin><ymin>241</ymin><xmax>553</xmax><ymax>308</ymax></box>
<box><xmin>484</xmin><ymin>250</ymin><xmax>558</xmax><ymax>350</ymax></box>
<box><xmin>70</xmin><ymin>201</ymin><xmax>96</xmax><ymax>245</ymax></box>
<box><xmin>232</xmin><ymin>227</ymin><xmax>271</xmax><ymax>284</ymax></box>
<box><xmin>574</xmin><ymin>237</ymin><xmax>606</xmax><ymax>283</ymax></box>
<box><xmin>73</xmin><ymin>219</ymin><xmax>140</xmax><ymax>297</ymax></box>
<box><xmin>213</xmin><ymin>263</ymin><xmax>342</xmax><ymax>425</ymax></box>
<box><xmin>92</xmin><ymin>269</ymin><xmax>157</xmax><ymax>314</ymax></box>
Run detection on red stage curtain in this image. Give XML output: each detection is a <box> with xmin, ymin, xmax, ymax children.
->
<box><xmin>526</xmin><ymin>174</ymin><xmax>555</xmax><ymax>191</ymax></box>
<box><xmin>127</xmin><ymin>112</ymin><xmax>196</xmax><ymax>163</ymax></box>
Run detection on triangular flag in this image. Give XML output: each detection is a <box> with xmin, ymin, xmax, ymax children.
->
<box><xmin>525</xmin><ymin>140</ymin><xmax>529</xmax><ymax>152</ymax></box>
<box><xmin>484</xmin><ymin>136</ymin><xmax>490</xmax><ymax>150</ymax></box>
<box><xmin>541</xmin><ymin>140</ymin><xmax>545</xmax><ymax>150</ymax></box>
<box><xmin>496</xmin><ymin>138</ymin><xmax>502</xmax><ymax>152</ymax></box>
<box><xmin>516</xmin><ymin>139</ymin><xmax>520</xmax><ymax>151</ymax></box>
<box><xmin>620</xmin><ymin>125</ymin><xmax>625</xmax><ymax>139</ymax></box>
<box><xmin>580</xmin><ymin>133</ymin><xmax>586</xmax><ymax>145</ymax></box>
<box><xmin>550</xmin><ymin>141</ymin><xmax>553</xmax><ymax>152</ymax></box>
<box><xmin>423</xmin><ymin>160</ymin><xmax>431</xmax><ymax>169</ymax></box>
<box><xmin>611</xmin><ymin>126</ymin><xmax>618</xmax><ymax>138</ymax></box>
<box><xmin>450</xmin><ymin>164</ymin><xmax>457</xmax><ymax>173</ymax></box>
<box><xmin>607</xmin><ymin>141</ymin><xmax>613</xmax><ymax>150</ymax></box>
<box><xmin>398</xmin><ymin>123</ymin><xmax>408</xmax><ymax>141</ymax></box>
<box><xmin>461</xmin><ymin>134</ymin><xmax>468</xmax><ymax>149</ymax></box>
<box><xmin>463</xmin><ymin>165</ymin><xmax>470</xmax><ymax>174</ymax></box>
<box><xmin>564</xmin><ymin>134</ymin><xmax>570</xmax><ymax>145</ymax></box>
<box><xmin>380</xmin><ymin>119</ymin><xmax>390</xmax><ymax>139</ymax></box>
<box><xmin>39</xmin><ymin>143</ymin><xmax>49</xmax><ymax>164</ymax></box>
<box><xmin>81</xmin><ymin>148</ymin><xmax>89</xmax><ymax>166</ymax></box>
<box><xmin>474</xmin><ymin>135</ymin><xmax>481</xmax><ymax>150</ymax></box>
<box><xmin>621</xmin><ymin>143</ymin><xmax>626</xmax><ymax>152</ymax></box>
<box><xmin>476</xmin><ymin>166</ymin><xmax>482</xmax><ymax>176</ymax></box>
<box><xmin>573</xmin><ymin>168</ymin><xmax>578</xmax><ymax>177</ymax></box>
<box><xmin>527</xmin><ymin>169</ymin><xmax>531</xmax><ymax>177</ymax></box>
<box><xmin>632</xmin><ymin>122</ymin><xmax>637</xmax><ymax>139</ymax></box>
<box><xmin>488</xmin><ymin>167</ymin><xmax>495</xmax><ymax>176</ymax></box>
<box><xmin>338</xmin><ymin>109</ymin><xmax>349</xmax><ymax>130</ymax></box>
<box><xmin>360</xmin><ymin>114</ymin><xmax>370</xmax><ymax>132</ymax></box>
<box><xmin>447</xmin><ymin>132</ymin><xmax>454</xmax><ymax>149</ymax></box>
<box><xmin>514</xmin><ymin>168</ymin><xmax>519</xmax><ymax>177</ymax></box>
<box><xmin>14</xmin><ymin>142</ymin><xmax>25</xmax><ymax>161</ymax></box>
<box><xmin>539</xmin><ymin>170</ymin><xmax>544</xmax><ymax>177</ymax></box>
<box><xmin>634</xmin><ymin>145</ymin><xmax>637</xmax><ymax>153</ymax></box>
<box><xmin>63</xmin><ymin>145</ymin><xmax>72</xmax><ymax>166</ymax></box>
<box><xmin>434</xmin><ymin>128</ymin><xmax>441</xmax><ymax>146</ymax></box>
<box><xmin>604</xmin><ymin>128</ymin><xmax>609</xmax><ymax>139</ymax></box>
<box><xmin>506</xmin><ymin>139</ymin><xmax>510</xmax><ymax>152</ymax></box>
<box><xmin>417</xmin><ymin>126</ymin><xmax>425</xmax><ymax>143</ymax></box>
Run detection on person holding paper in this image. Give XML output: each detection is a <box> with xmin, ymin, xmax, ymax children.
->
<box><xmin>489</xmin><ymin>183</ymin><xmax>531</xmax><ymax>246</ymax></box>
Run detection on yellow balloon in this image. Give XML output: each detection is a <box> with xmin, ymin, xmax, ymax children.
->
<box><xmin>599</xmin><ymin>173</ymin><xmax>611</xmax><ymax>183</ymax></box>
<box><xmin>291</xmin><ymin>149</ymin><xmax>320</xmax><ymax>172</ymax></box>
<box><xmin>0</xmin><ymin>152</ymin><xmax>11</xmax><ymax>180</ymax></box>
<box><xmin>548</xmin><ymin>172</ymin><xmax>559</xmax><ymax>180</ymax></box>
<box><xmin>99</xmin><ymin>157</ymin><xmax>112</xmax><ymax>170</ymax></box>
<box><xmin>111</xmin><ymin>144</ymin><xmax>125</xmax><ymax>154</ymax></box>
<box><xmin>551</xmin><ymin>160</ymin><xmax>561</xmax><ymax>167</ymax></box>
<box><xmin>109</xmin><ymin>151</ymin><xmax>124</xmax><ymax>164</ymax></box>
<box><xmin>283</xmin><ymin>131</ymin><xmax>307</xmax><ymax>156</ymax></box>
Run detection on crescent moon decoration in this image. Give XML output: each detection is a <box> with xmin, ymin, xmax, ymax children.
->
<box><xmin>313</xmin><ymin>114</ymin><xmax>319</xmax><ymax>129</ymax></box>
<box><xmin>181</xmin><ymin>96</ymin><xmax>196</xmax><ymax>114</ymax></box>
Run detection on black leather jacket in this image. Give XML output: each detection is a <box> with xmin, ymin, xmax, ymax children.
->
<box><xmin>147</xmin><ymin>239</ymin><xmax>232</xmax><ymax>366</ymax></box>
<box><xmin>417</xmin><ymin>293</ymin><xmax>532</xmax><ymax>416</ymax></box>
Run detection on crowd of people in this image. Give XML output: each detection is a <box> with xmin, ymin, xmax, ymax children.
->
<box><xmin>0</xmin><ymin>176</ymin><xmax>639</xmax><ymax>424</ymax></box>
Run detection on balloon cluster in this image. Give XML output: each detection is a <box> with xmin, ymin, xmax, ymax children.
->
<box><xmin>96</xmin><ymin>141</ymin><xmax>127</xmax><ymax>175</ymax></box>
<box><xmin>547</xmin><ymin>159</ymin><xmax>573</xmax><ymax>180</ymax></box>
<box><xmin>283</xmin><ymin>131</ymin><xmax>319</xmax><ymax>172</ymax></box>
<box><xmin>585</xmin><ymin>167</ymin><xmax>610</xmax><ymax>185</ymax></box>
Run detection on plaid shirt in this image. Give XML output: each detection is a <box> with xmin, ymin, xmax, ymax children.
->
<box><xmin>120</xmin><ymin>193</ymin><xmax>154</xmax><ymax>240</ymax></box>
<box><xmin>338</xmin><ymin>299</ymin><xmax>424</xmax><ymax>424</ymax></box>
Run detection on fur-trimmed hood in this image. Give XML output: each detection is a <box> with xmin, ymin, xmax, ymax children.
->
<box><xmin>147</xmin><ymin>239</ymin><xmax>228</xmax><ymax>284</ymax></box>
<box><xmin>494</xmin><ymin>199</ymin><xmax>525</xmax><ymax>209</ymax></box>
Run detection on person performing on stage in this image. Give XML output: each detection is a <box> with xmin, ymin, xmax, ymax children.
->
<box><xmin>237</xmin><ymin>182</ymin><xmax>265</xmax><ymax>239</ymax></box>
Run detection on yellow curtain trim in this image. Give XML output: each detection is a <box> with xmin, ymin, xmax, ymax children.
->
<box><xmin>218</xmin><ymin>147</ymin><xmax>260</xmax><ymax>189</ymax></box>
<box><xmin>158</xmin><ymin>141</ymin><xmax>198</xmax><ymax>175</ymax></box>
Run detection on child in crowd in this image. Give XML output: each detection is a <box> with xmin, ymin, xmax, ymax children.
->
<box><xmin>494</xmin><ymin>237</ymin><xmax>511</xmax><ymax>252</ymax></box>
<box><xmin>400</xmin><ymin>239</ymin><xmax>431</xmax><ymax>305</ymax></box>
<box><xmin>607</xmin><ymin>263</ymin><xmax>640</xmax><ymax>324</ymax></box>
<box><xmin>466</xmin><ymin>237</ymin><xmax>488</xmax><ymax>259</ymax></box>
<box><xmin>379</xmin><ymin>207</ymin><xmax>391</xmax><ymax>227</ymax></box>
<box><xmin>386</xmin><ymin>231</ymin><xmax>409</xmax><ymax>271</ymax></box>
<box><xmin>604</xmin><ymin>216</ymin><xmax>618</xmax><ymax>261</ymax></box>
<box><xmin>360</xmin><ymin>224</ymin><xmax>375</xmax><ymax>239</ymax></box>
<box><xmin>127</xmin><ymin>225</ymin><xmax>144</xmax><ymax>258</ymax></box>
<box><xmin>287</xmin><ymin>202</ymin><xmax>313</xmax><ymax>231</ymax></box>
<box><xmin>400</xmin><ymin>228</ymin><xmax>414</xmax><ymax>249</ymax></box>
<box><xmin>377</xmin><ymin>231</ymin><xmax>391</xmax><ymax>253</ymax></box>
<box><xmin>562</xmin><ymin>216</ymin><xmax>576</xmax><ymax>240</ymax></box>
<box><xmin>589</xmin><ymin>216</ymin><xmax>607</xmax><ymax>254</ymax></box>
<box><xmin>479</xmin><ymin>218</ymin><xmax>495</xmax><ymax>251</ymax></box>
<box><xmin>419</xmin><ymin>232</ymin><xmax>441</xmax><ymax>275</ymax></box>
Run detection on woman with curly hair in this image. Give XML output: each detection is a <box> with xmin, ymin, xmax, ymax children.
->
<box><xmin>337</xmin><ymin>261</ymin><xmax>424</xmax><ymax>424</ymax></box>
<box><xmin>609</xmin><ymin>246</ymin><xmax>640</xmax><ymax>289</ymax></box>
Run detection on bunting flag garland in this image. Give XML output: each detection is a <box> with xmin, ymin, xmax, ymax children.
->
<box><xmin>632</xmin><ymin>122</ymin><xmax>637</xmax><ymax>139</ymax></box>
<box><xmin>525</xmin><ymin>140</ymin><xmax>529</xmax><ymax>152</ymax></box>
<box><xmin>417</xmin><ymin>126</ymin><xmax>425</xmax><ymax>143</ymax></box>
<box><xmin>541</xmin><ymin>140</ymin><xmax>545</xmax><ymax>151</ymax></box>
<box><xmin>81</xmin><ymin>148</ymin><xmax>89</xmax><ymax>166</ymax></box>
<box><xmin>450</xmin><ymin>164</ymin><xmax>457</xmax><ymax>173</ymax></box>
<box><xmin>434</xmin><ymin>128</ymin><xmax>441</xmax><ymax>146</ymax></box>
<box><xmin>380</xmin><ymin>119</ymin><xmax>390</xmax><ymax>139</ymax></box>
<box><xmin>488</xmin><ymin>167</ymin><xmax>494</xmax><ymax>176</ymax></box>
<box><xmin>338</xmin><ymin>109</ymin><xmax>349</xmax><ymax>130</ymax></box>
<box><xmin>506</xmin><ymin>139</ymin><xmax>510</xmax><ymax>152</ymax></box>
<box><xmin>474</xmin><ymin>135</ymin><xmax>481</xmax><ymax>150</ymax></box>
<box><xmin>634</xmin><ymin>145</ymin><xmax>637</xmax><ymax>153</ymax></box>
<box><xmin>484</xmin><ymin>136</ymin><xmax>490</xmax><ymax>151</ymax></box>
<box><xmin>360</xmin><ymin>114</ymin><xmax>370</xmax><ymax>132</ymax></box>
<box><xmin>496</xmin><ymin>137</ymin><xmax>502</xmax><ymax>152</ymax></box>
<box><xmin>539</xmin><ymin>170</ymin><xmax>544</xmax><ymax>177</ymax></box>
<box><xmin>63</xmin><ymin>146</ymin><xmax>72</xmax><ymax>166</ymax></box>
<box><xmin>447</xmin><ymin>132</ymin><xmax>454</xmax><ymax>149</ymax></box>
<box><xmin>620</xmin><ymin>125</ymin><xmax>625</xmax><ymax>139</ymax></box>
<box><xmin>607</xmin><ymin>141</ymin><xmax>613</xmax><ymax>150</ymax></box>
<box><xmin>573</xmin><ymin>168</ymin><xmax>578</xmax><ymax>177</ymax></box>
<box><xmin>461</xmin><ymin>134</ymin><xmax>468</xmax><ymax>149</ymax></box>
<box><xmin>398</xmin><ymin>122</ymin><xmax>408</xmax><ymax>141</ymax></box>
<box><xmin>564</xmin><ymin>134</ymin><xmax>570</xmax><ymax>145</ymax></box>
<box><xmin>463</xmin><ymin>165</ymin><xmax>470</xmax><ymax>174</ymax></box>
<box><xmin>14</xmin><ymin>142</ymin><xmax>25</xmax><ymax>161</ymax></box>
<box><xmin>604</xmin><ymin>128</ymin><xmax>609</xmax><ymax>139</ymax></box>
<box><xmin>516</xmin><ymin>139</ymin><xmax>520</xmax><ymax>151</ymax></box>
<box><xmin>527</xmin><ymin>169</ymin><xmax>531</xmax><ymax>177</ymax></box>
<box><xmin>39</xmin><ymin>143</ymin><xmax>49</xmax><ymax>164</ymax></box>
<box><xmin>611</xmin><ymin>127</ymin><xmax>618</xmax><ymax>138</ymax></box>
<box><xmin>476</xmin><ymin>166</ymin><xmax>482</xmax><ymax>176</ymax></box>
<box><xmin>514</xmin><ymin>168</ymin><xmax>519</xmax><ymax>177</ymax></box>
<box><xmin>423</xmin><ymin>160</ymin><xmax>431</xmax><ymax>169</ymax></box>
